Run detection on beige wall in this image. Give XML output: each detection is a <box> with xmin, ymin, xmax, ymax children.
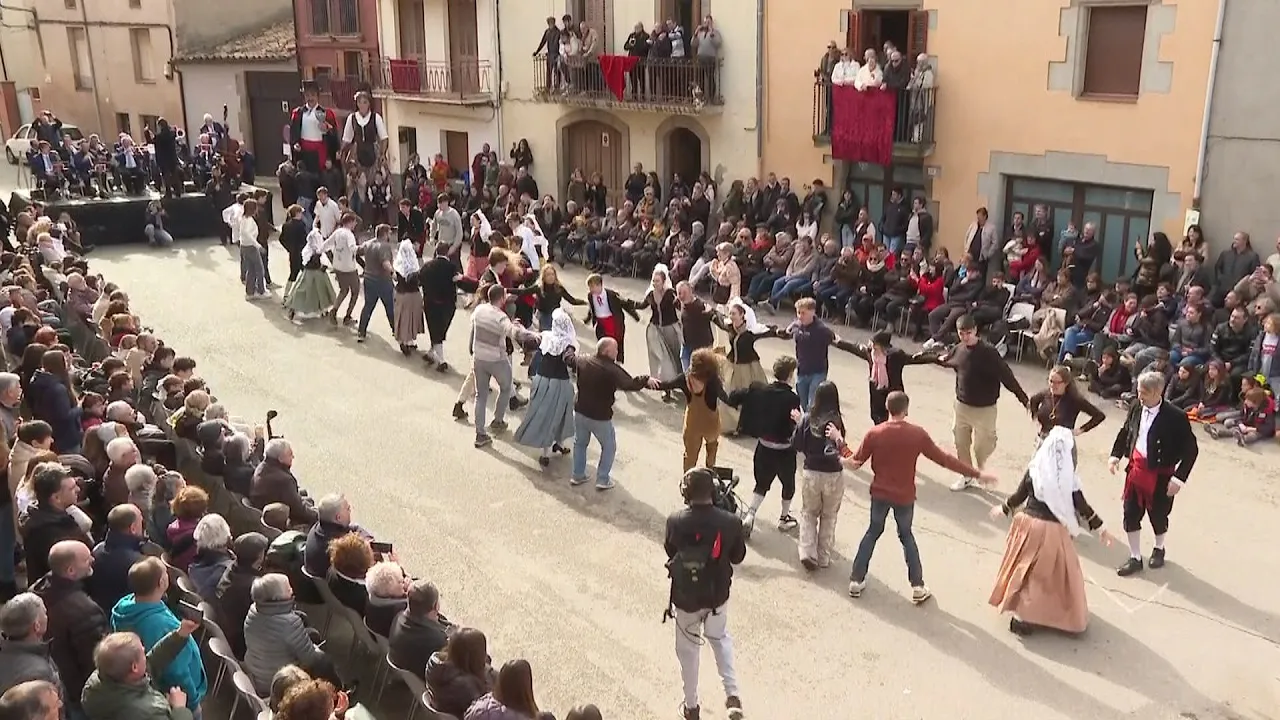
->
<box><xmin>0</xmin><ymin>0</ymin><xmax>183</xmax><ymax>137</ymax></box>
<box><xmin>763</xmin><ymin>0</ymin><xmax>1216</xmax><ymax>255</ymax></box>
<box><xmin>497</xmin><ymin>0</ymin><xmax>760</xmax><ymax>205</ymax></box>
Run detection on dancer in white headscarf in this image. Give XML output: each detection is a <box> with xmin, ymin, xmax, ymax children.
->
<box><xmin>517</xmin><ymin>214</ymin><xmax>549</xmax><ymax>271</ymax></box>
<box><xmin>392</xmin><ymin>236</ymin><xmax>425</xmax><ymax>355</ymax></box>
<box><xmin>988</xmin><ymin>426</ymin><xmax>1116</xmax><ymax>636</ymax></box>
<box><xmin>514</xmin><ymin>308</ymin><xmax>578</xmax><ymax>466</ymax></box>
<box><xmin>714</xmin><ymin>297</ymin><xmax>781</xmax><ymax>433</ymax></box>
<box><xmin>282</xmin><ymin>219</ymin><xmax>337</xmax><ymax>325</ymax></box>
<box><xmin>465</xmin><ymin>211</ymin><xmax>495</xmax><ymax>280</ymax></box>
<box><xmin>641</xmin><ymin>264</ymin><xmax>683</xmax><ymax>400</ymax></box>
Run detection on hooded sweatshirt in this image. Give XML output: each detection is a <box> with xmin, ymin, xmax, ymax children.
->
<box><xmin>110</xmin><ymin>595</ymin><xmax>207</xmax><ymax>709</ymax></box>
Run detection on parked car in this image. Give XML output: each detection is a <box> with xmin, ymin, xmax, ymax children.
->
<box><xmin>6</xmin><ymin>122</ymin><xmax>84</xmax><ymax>164</ymax></box>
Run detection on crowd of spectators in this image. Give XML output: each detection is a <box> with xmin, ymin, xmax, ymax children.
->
<box><xmin>0</xmin><ymin>227</ymin><xmax>603</xmax><ymax>720</ymax></box>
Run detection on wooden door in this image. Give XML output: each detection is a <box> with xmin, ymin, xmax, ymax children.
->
<box><xmin>446</xmin><ymin>0</ymin><xmax>480</xmax><ymax>93</ymax></box>
<box><xmin>906</xmin><ymin>10</ymin><xmax>929</xmax><ymax>62</ymax></box>
<box><xmin>565</xmin><ymin>121</ymin><xmax>623</xmax><ymax>208</ymax></box>
<box><xmin>397</xmin><ymin>0</ymin><xmax>426</xmax><ymax>58</ymax></box>
<box><xmin>444</xmin><ymin>130</ymin><xmax>469</xmax><ymax>177</ymax></box>
<box><xmin>583</xmin><ymin>0</ymin><xmax>608</xmax><ymax>53</ymax></box>
<box><xmin>245</xmin><ymin>71</ymin><xmax>301</xmax><ymax>171</ymax></box>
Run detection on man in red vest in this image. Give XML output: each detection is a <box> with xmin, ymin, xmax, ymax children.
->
<box><xmin>290</xmin><ymin>80</ymin><xmax>339</xmax><ymax>173</ymax></box>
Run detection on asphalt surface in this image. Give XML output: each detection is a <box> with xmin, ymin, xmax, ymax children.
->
<box><xmin>25</xmin><ymin>166</ymin><xmax>1277</xmax><ymax>719</ymax></box>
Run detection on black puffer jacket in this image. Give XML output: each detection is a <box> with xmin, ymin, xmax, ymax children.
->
<box><xmin>425</xmin><ymin>652</ymin><xmax>488</xmax><ymax>718</ymax></box>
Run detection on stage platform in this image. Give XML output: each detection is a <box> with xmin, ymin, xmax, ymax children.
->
<box><xmin>8</xmin><ymin>184</ymin><xmax>274</xmax><ymax>247</ymax></box>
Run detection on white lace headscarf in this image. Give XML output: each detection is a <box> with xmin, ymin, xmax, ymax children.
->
<box><xmin>539</xmin><ymin>308</ymin><xmax>578</xmax><ymax>357</ymax></box>
<box><xmin>1029</xmin><ymin>426</ymin><xmax>1083</xmax><ymax>536</ymax></box>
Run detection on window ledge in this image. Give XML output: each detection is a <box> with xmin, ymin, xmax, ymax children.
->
<box><xmin>1077</xmin><ymin>92</ymin><xmax>1139</xmax><ymax>104</ymax></box>
<box><xmin>136</xmin><ymin>79</ymin><xmax>157</xmax><ymax>85</ymax></box>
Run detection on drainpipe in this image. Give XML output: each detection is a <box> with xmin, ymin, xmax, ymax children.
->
<box><xmin>78</xmin><ymin>0</ymin><xmax>106</xmax><ymax>138</ymax></box>
<box><xmin>494</xmin><ymin>0</ymin><xmax>504</xmax><ymax>150</ymax></box>
<box><xmin>1192</xmin><ymin>0</ymin><xmax>1228</xmax><ymax>207</ymax></box>
<box><xmin>754</xmin><ymin>0</ymin><xmax>763</xmax><ymax>175</ymax></box>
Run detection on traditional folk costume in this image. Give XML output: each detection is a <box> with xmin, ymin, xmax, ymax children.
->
<box><xmin>517</xmin><ymin>214</ymin><xmax>550</xmax><ymax>271</ymax></box>
<box><xmin>642</xmin><ymin>265</ymin><xmax>683</xmax><ymax>387</ymax></box>
<box><xmin>283</xmin><ymin>228</ymin><xmax>337</xmax><ymax>321</ymax></box>
<box><xmin>1109</xmin><ymin>398</ymin><xmax>1198</xmax><ymax>576</ymax></box>
<box><xmin>290</xmin><ymin>86</ymin><xmax>339</xmax><ymax>173</ymax></box>
<box><xmin>341</xmin><ymin>108</ymin><xmax>388</xmax><ymax>179</ymax></box>
<box><xmin>514</xmin><ymin>308</ymin><xmax>578</xmax><ymax>463</ymax></box>
<box><xmin>835</xmin><ymin>335</ymin><xmax>932</xmax><ymax>424</ymax></box>
<box><xmin>713</xmin><ymin>298</ymin><xmax>776</xmax><ymax>433</ymax></box>
<box><xmin>466</xmin><ymin>213</ymin><xmax>495</xmax><ymax>280</ymax></box>
<box><xmin>393</xmin><ymin>238</ymin><xmax>426</xmax><ymax>352</ymax></box>
<box><xmin>585</xmin><ymin>285</ymin><xmax>640</xmax><ymax>364</ymax></box>
<box><xmin>990</xmin><ymin>427</ymin><xmax>1106</xmax><ymax>635</ymax></box>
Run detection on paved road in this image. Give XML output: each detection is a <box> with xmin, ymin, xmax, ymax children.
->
<box><xmin>19</xmin><ymin>163</ymin><xmax>1277</xmax><ymax>719</ymax></box>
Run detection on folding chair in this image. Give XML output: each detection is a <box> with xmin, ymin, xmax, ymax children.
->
<box><xmin>208</xmin><ymin>636</ymin><xmax>240</xmax><ymax>698</ymax></box>
<box><xmin>299</xmin><ymin>566</ymin><xmax>336</xmax><ymax>636</ymax></box>
<box><xmin>1006</xmin><ymin>302</ymin><xmax>1036</xmax><ymax>362</ymax></box>
<box><xmin>232</xmin><ymin>670</ymin><xmax>270</xmax><ymax>717</ymax></box>
<box><xmin>364</xmin><ymin>619</ymin><xmax>393</xmax><ymax>703</ymax></box>
<box><xmin>386</xmin><ymin>656</ymin><xmax>427</xmax><ymax>720</ymax></box>
<box><xmin>421</xmin><ymin>691</ymin><xmax>463</xmax><ymax>720</ymax></box>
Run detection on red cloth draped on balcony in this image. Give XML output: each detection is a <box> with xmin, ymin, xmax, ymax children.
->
<box><xmin>389</xmin><ymin>59</ymin><xmax>422</xmax><ymax>94</ymax></box>
<box><xmin>831</xmin><ymin>86</ymin><xmax>896</xmax><ymax>166</ymax></box>
<box><xmin>598</xmin><ymin>54</ymin><xmax>640</xmax><ymax>101</ymax></box>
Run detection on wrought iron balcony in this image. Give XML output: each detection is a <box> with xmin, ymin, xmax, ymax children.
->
<box><xmin>812</xmin><ymin>79</ymin><xmax>937</xmax><ymax>159</ymax></box>
<box><xmin>368</xmin><ymin>57</ymin><xmax>494</xmax><ymax>104</ymax></box>
<box><xmin>322</xmin><ymin>77</ymin><xmax>366</xmax><ymax>112</ymax></box>
<box><xmin>532</xmin><ymin>55</ymin><xmax>723</xmax><ymax>115</ymax></box>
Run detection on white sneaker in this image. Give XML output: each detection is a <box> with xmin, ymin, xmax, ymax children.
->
<box><xmin>911</xmin><ymin>585</ymin><xmax>933</xmax><ymax>604</ymax></box>
<box><xmin>922</xmin><ymin>338</ymin><xmax>939</xmax><ymax>350</ymax></box>
<box><xmin>949</xmin><ymin>476</ymin><xmax>978</xmax><ymax>492</ymax></box>
<box><xmin>848</xmin><ymin>580</ymin><xmax>865</xmax><ymax>598</ymax></box>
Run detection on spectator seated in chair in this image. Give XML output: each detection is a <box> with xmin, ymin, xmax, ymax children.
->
<box><xmin>389</xmin><ymin>579</ymin><xmax>454</xmax><ymax>680</ymax></box>
<box><xmin>363</xmin><ymin>560</ymin><xmax>409</xmax><ymax>637</ymax></box>
<box><xmin>215</xmin><ymin>531</ymin><xmax>269</xmax><ymax>659</ymax></box>
<box><xmin>187</xmin><ymin>513</ymin><xmax>234</xmax><ymax>600</ymax></box>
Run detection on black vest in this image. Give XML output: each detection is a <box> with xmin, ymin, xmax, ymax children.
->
<box><xmin>351</xmin><ymin>114</ymin><xmax>381</xmax><ymax>168</ymax></box>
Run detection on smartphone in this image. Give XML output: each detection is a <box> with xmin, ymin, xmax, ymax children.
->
<box><xmin>176</xmin><ymin>600</ymin><xmax>203</xmax><ymax>623</ymax></box>
<box><xmin>370</xmin><ymin>541</ymin><xmax>393</xmax><ymax>555</ymax></box>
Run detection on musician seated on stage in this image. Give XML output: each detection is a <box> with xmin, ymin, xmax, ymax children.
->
<box><xmin>28</xmin><ymin>140</ymin><xmax>68</xmax><ymax>199</ymax></box>
<box><xmin>192</xmin><ymin>135</ymin><xmax>218</xmax><ymax>189</ymax></box>
<box><xmin>114</xmin><ymin>134</ymin><xmax>150</xmax><ymax>195</ymax></box>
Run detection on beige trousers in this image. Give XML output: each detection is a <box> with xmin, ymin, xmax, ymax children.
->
<box><xmin>798</xmin><ymin>469</ymin><xmax>845</xmax><ymax>566</ymax></box>
<box><xmin>952</xmin><ymin>400</ymin><xmax>999</xmax><ymax>471</ymax></box>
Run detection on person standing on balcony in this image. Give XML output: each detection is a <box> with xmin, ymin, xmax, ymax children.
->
<box><xmin>341</xmin><ymin>91</ymin><xmax>388</xmax><ymax>192</ymax></box>
<box><xmin>908</xmin><ymin>54</ymin><xmax>936</xmax><ymax>144</ymax></box>
<box><xmin>533</xmin><ymin>17</ymin><xmax>562</xmax><ymax>94</ymax></box>
<box><xmin>883</xmin><ymin>50</ymin><xmax>911</xmax><ymax>142</ymax></box>
<box><xmin>816</xmin><ymin>43</ymin><xmax>841</xmax><ymax>135</ymax></box>
<box><xmin>692</xmin><ymin>15</ymin><xmax>722</xmax><ymax>103</ymax></box>
<box><xmin>854</xmin><ymin>49</ymin><xmax>885</xmax><ymax>91</ymax></box>
<box><xmin>579</xmin><ymin>21</ymin><xmax>601</xmax><ymax>94</ymax></box>
<box><xmin>290</xmin><ymin>81</ymin><xmax>338</xmax><ymax>174</ymax></box>
<box><xmin>625</xmin><ymin>23</ymin><xmax>651</xmax><ymax>98</ymax></box>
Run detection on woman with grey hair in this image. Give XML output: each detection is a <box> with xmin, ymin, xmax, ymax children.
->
<box><xmin>243</xmin><ymin>573</ymin><xmax>334</xmax><ymax>694</ymax></box>
<box><xmin>221</xmin><ymin>430</ymin><xmax>263</xmax><ymax>496</ymax></box>
<box><xmin>123</xmin><ymin>463</ymin><xmax>158</xmax><ymax>536</ymax></box>
<box><xmin>188</xmin><ymin>513</ymin><xmax>234</xmax><ymax>599</ymax></box>
<box><xmin>363</xmin><ymin>560</ymin><xmax>409</xmax><ymax>636</ymax></box>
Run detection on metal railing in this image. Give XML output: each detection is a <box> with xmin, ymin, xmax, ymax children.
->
<box><xmin>812</xmin><ymin>80</ymin><xmax>937</xmax><ymax>148</ymax></box>
<box><xmin>322</xmin><ymin>77</ymin><xmax>366</xmax><ymax>111</ymax></box>
<box><xmin>533</xmin><ymin>55</ymin><xmax>723</xmax><ymax>110</ymax></box>
<box><xmin>368</xmin><ymin>57</ymin><xmax>494</xmax><ymax>100</ymax></box>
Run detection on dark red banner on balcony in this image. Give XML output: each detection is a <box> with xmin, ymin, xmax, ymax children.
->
<box><xmin>831</xmin><ymin>86</ymin><xmax>895</xmax><ymax>166</ymax></box>
<box><xmin>388</xmin><ymin>59</ymin><xmax>422</xmax><ymax>94</ymax></box>
<box><xmin>598</xmin><ymin>54</ymin><xmax>639</xmax><ymax>101</ymax></box>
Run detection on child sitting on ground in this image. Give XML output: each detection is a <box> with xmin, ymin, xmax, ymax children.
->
<box><xmin>1164</xmin><ymin>364</ymin><xmax>1201</xmax><ymax>410</ymax></box>
<box><xmin>1186</xmin><ymin>360</ymin><xmax>1233</xmax><ymax>422</ymax></box>
<box><xmin>1119</xmin><ymin>350</ymin><xmax>1171</xmax><ymax>408</ymax></box>
<box><xmin>1207</xmin><ymin>386</ymin><xmax>1276</xmax><ymax>446</ymax></box>
<box><xmin>1085</xmin><ymin>347</ymin><xmax>1132</xmax><ymax>399</ymax></box>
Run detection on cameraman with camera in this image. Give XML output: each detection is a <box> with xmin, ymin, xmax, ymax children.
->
<box><xmin>664</xmin><ymin>467</ymin><xmax>747</xmax><ymax>720</ymax></box>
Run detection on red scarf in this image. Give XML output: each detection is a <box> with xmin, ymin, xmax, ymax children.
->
<box><xmin>1108</xmin><ymin>307</ymin><xmax>1132</xmax><ymax>335</ymax></box>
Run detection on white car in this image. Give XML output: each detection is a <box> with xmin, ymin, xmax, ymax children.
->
<box><xmin>5</xmin><ymin>122</ymin><xmax>84</xmax><ymax>164</ymax></box>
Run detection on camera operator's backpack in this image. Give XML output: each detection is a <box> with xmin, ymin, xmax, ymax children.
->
<box><xmin>666</xmin><ymin>530</ymin><xmax>722</xmax><ymax>615</ymax></box>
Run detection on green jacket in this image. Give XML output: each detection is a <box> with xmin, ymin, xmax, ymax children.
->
<box><xmin>80</xmin><ymin>630</ymin><xmax>195</xmax><ymax>720</ymax></box>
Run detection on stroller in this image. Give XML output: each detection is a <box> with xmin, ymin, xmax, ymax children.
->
<box><xmin>710</xmin><ymin>466</ymin><xmax>753</xmax><ymax>540</ymax></box>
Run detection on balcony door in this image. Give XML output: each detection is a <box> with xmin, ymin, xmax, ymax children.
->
<box><xmin>660</xmin><ymin>0</ymin><xmax>701</xmax><ymax>35</ymax></box>
<box><xmin>398</xmin><ymin>0</ymin><xmax>426</xmax><ymax>59</ymax></box>
<box><xmin>447</xmin><ymin>0</ymin><xmax>480</xmax><ymax>93</ymax></box>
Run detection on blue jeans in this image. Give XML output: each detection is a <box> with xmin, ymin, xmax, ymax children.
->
<box><xmin>850</xmin><ymin>499</ymin><xmax>923</xmax><ymax>586</ymax></box>
<box><xmin>1058</xmin><ymin>326</ymin><xmax>1094</xmax><ymax>362</ymax></box>
<box><xmin>1171</xmin><ymin>348</ymin><xmax>1208</xmax><ymax>367</ymax></box>
<box><xmin>358</xmin><ymin>276</ymin><xmax>395</xmax><ymax>335</ymax></box>
<box><xmin>572</xmin><ymin>413</ymin><xmax>617</xmax><ymax>483</ymax></box>
<box><xmin>770</xmin><ymin>275</ymin><xmax>810</xmax><ymax>305</ymax></box>
<box><xmin>748</xmin><ymin>271</ymin><xmax>781</xmax><ymax>300</ymax></box>
<box><xmin>795</xmin><ymin>371</ymin><xmax>826</xmax><ymax>411</ymax></box>
<box><xmin>241</xmin><ymin>245</ymin><xmax>265</xmax><ymax>295</ymax></box>
<box><xmin>680</xmin><ymin>344</ymin><xmax>693</xmax><ymax>372</ymax></box>
<box><xmin>0</xmin><ymin>507</ymin><xmax>14</xmax><ymax>585</ymax></box>
<box><xmin>300</xmin><ymin>197</ymin><xmax>315</xmax><ymax>227</ymax></box>
<box><xmin>883</xmin><ymin>235</ymin><xmax>905</xmax><ymax>255</ymax></box>
<box><xmin>840</xmin><ymin>225</ymin><xmax>856</xmax><ymax>249</ymax></box>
